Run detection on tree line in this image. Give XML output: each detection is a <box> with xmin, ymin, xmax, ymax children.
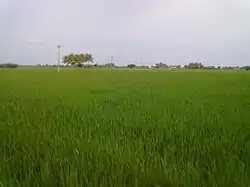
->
<box><xmin>0</xmin><ymin>63</ymin><xmax>19</xmax><ymax>68</ymax></box>
<box><xmin>1</xmin><ymin>52</ymin><xmax>250</xmax><ymax>71</ymax></box>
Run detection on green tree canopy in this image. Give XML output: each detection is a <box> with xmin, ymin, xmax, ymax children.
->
<box><xmin>127</xmin><ymin>64</ymin><xmax>136</xmax><ymax>69</ymax></box>
<box><xmin>63</xmin><ymin>53</ymin><xmax>94</xmax><ymax>66</ymax></box>
<box><xmin>185</xmin><ymin>63</ymin><xmax>204</xmax><ymax>69</ymax></box>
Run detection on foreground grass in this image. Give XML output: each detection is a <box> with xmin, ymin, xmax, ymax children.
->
<box><xmin>0</xmin><ymin>69</ymin><xmax>250</xmax><ymax>187</ymax></box>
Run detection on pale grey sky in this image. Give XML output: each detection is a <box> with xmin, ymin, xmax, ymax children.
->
<box><xmin>0</xmin><ymin>0</ymin><xmax>250</xmax><ymax>66</ymax></box>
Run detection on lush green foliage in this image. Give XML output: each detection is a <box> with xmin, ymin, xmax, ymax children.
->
<box><xmin>184</xmin><ymin>63</ymin><xmax>204</xmax><ymax>69</ymax></box>
<box><xmin>244</xmin><ymin>66</ymin><xmax>250</xmax><ymax>71</ymax></box>
<box><xmin>1</xmin><ymin>69</ymin><xmax>250</xmax><ymax>187</ymax></box>
<box><xmin>127</xmin><ymin>64</ymin><xmax>136</xmax><ymax>69</ymax></box>
<box><xmin>63</xmin><ymin>53</ymin><xmax>94</xmax><ymax>65</ymax></box>
<box><xmin>0</xmin><ymin>63</ymin><xmax>19</xmax><ymax>68</ymax></box>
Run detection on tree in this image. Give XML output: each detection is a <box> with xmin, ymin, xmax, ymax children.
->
<box><xmin>0</xmin><ymin>63</ymin><xmax>19</xmax><ymax>68</ymax></box>
<box><xmin>63</xmin><ymin>53</ymin><xmax>94</xmax><ymax>66</ymax></box>
<box><xmin>127</xmin><ymin>64</ymin><xmax>136</xmax><ymax>69</ymax></box>
<box><xmin>243</xmin><ymin>66</ymin><xmax>250</xmax><ymax>71</ymax></box>
<box><xmin>155</xmin><ymin>62</ymin><xmax>168</xmax><ymax>69</ymax></box>
<box><xmin>85</xmin><ymin>53</ymin><xmax>94</xmax><ymax>63</ymax></box>
<box><xmin>185</xmin><ymin>62</ymin><xmax>204</xmax><ymax>69</ymax></box>
<box><xmin>63</xmin><ymin>53</ymin><xmax>75</xmax><ymax>65</ymax></box>
<box><xmin>63</xmin><ymin>55</ymin><xmax>68</xmax><ymax>64</ymax></box>
<box><xmin>201</xmin><ymin>66</ymin><xmax>216</xmax><ymax>69</ymax></box>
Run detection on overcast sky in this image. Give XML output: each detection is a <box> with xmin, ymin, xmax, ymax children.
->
<box><xmin>0</xmin><ymin>0</ymin><xmax>250</xmax><ymax>66</ymax></box>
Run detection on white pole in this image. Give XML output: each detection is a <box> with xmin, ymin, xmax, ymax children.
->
<box><xmin>57</xmin><ymin>45</ymin><xmax>62</xmax><ymax>72</ymax></box>
<box><xmin>110</xmin><ymin>56</ymin><xmax>114</xmax><ymax>64</ymax></box>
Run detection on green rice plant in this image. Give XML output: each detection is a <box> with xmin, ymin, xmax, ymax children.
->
<box><xmin>0</xmin><ymin>69</ymin><xmax>250</xmax><ymax>186</ymax></box>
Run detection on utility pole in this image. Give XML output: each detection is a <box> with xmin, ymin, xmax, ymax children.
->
<box><xmin>57</xmin><ymin>45</ymin><xmax>62</xmax><ymax>72</ymax></box>
<box><xmin>109</xmin><ymin>56</ymin><xmax>114</xmax><ymax>68</ymax></box>
<box><xmin>110</xmin><ymin>56</ymin><xmax>114</xmax><ymax>64</ymax></box>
